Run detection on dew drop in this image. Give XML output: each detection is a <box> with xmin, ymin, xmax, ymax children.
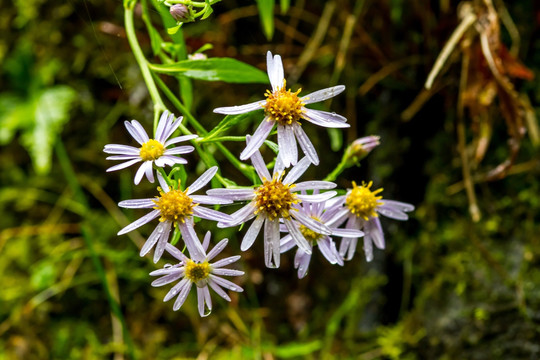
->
<box><xmin>164</xmin><ymin>263</ymin><xmax>173</xmax><ymax>269</ymax></box>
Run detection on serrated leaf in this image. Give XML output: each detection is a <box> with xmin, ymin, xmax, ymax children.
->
<box><xmin>149</xmin><ymin>58</ymin><xmax>268</xmax><ymax>83</ymax></box>
<box><xmin>201</xmin><ymin>113</ymin><xmax>251</xmax><ymax>142</ymax></box>
<box><xmin>20</xmin><ymin>86</ymin><xmax>76</xmax><ymax>175</ymax></box>
<box><xmin>256</xmin><ymin>0</ymin><xmax>275</xmax><ymax>40</ymax></box>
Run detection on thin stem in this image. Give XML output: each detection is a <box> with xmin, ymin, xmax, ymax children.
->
<box><xmin>323</xmin><ymin>155</ymin><xmax>349</xmax><ymax>182</ymax></box>
<box><xmin>125</xmin><ymin>0</ymin><xmax>166</xmax><ymax>133</ymax></box>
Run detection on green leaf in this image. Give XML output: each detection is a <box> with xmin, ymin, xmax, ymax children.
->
<box><xmin>280</xmin><ymin>0</ymin><xmax>290</xmax><ymax>13</ymax></box>
<box><xmin>20</xmin><ymin>86</ymin><xmax>76</xmax><ymax>175</ymax></box>
<box><xmin>256</xmin><ymin>0</ymin><xmax>275</xmax><ymax>40</ymax></box>
<box><xmin>149</xmin><ymin>58</ymin><xmax>268</xmax><ymax>83</ymax></box>
<box><xmin>201</xmin><ymin>5</ymin><xmax>214</xmax><ymax>20</ymax></box>
<box><xmin>0</xmin><ymin>94</ymin><xmax>27</xmax><ymax>144</ymax></box>
<box><xmin>201</xmin><ymin>113</ymin><xmax>252</xmax><ymax>142</ymax></box>
<box><xmin>167</xmin><ymin>24</ymin><xmax>182</xmax><ymax>35</ymax></box>
<box><xmin>271</xmin><ymin>340</ymin><xmax>322</xmax><ymax>358</ymax></box>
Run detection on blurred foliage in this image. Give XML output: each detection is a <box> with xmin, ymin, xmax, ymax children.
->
<box><xmin>1</xmin><ymin>0</ymin><xmax>539</xmax><ymax>359</ymax></box>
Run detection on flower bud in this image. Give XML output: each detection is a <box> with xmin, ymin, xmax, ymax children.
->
<box><xmin>344</xmin><ymin>135</ymin><xmax>380</xmax><ymax>166</ymax></box>
<box><xmin>170</xmin><ymin>4</ymin><xmax>189</xmax><ymax>22</ymax></box>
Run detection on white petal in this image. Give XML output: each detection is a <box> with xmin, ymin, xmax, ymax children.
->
<box><xmin>220</xmin><ymin>203</ymin><xmax>257</xmax><ymax>227</ymax></box>
<box><xmin>294</xmin><ymin>250</ymin><xmax>311</xmax><ymax>279</ymax></box>
<box><xmin>103</xmin><ymin>144</ymin><xmax>140</xmax><ymax>155</ymax></box>
<box><xmin>280</xmin><ymin>234</ymin><xmax>295</xmax><ymax>253</ymax></box>
<box><xmin>165</xmin><ymin>243</ymin><xmax>189</xmax><ymax>262</ymax></box>
<box><xmin>134</xmin><ymin>162</ymin><xmax>150</xmax><ymax>185</ymax></box>
<box><xmin>240</xmin><ymin>118</ymin><xmax>274</xmax><ymax>161</ymax></box>
<box><xmin>301</xmin><ymin>85</ymin><xmax>346</xmax><ymax>104</ymax></box>
<box><xmin>206</xmin><ymin>188</ymin><xmax>255</xmax><ymax>201</ymax></box>
<box><xmin>187</xmin><ymin>166</ymin><xmax>218</xmax><ymax>195</ymax></box>
<box><xmin>173</xmin><ymin>280</ymin><xmax>193</xmax><ymax>311</ymax></box>
<box><xmin>153</xmin><ymin>223</ymin><xmax>173</xmax><ymax>263</ymax></box>
<box><xmin>318</xmin><ymin>237</ymin><xmax>339</xmax><ymax>264</ymax></box>
<box><xmin>212</xmin><ymin>268</ymin><xmax>244</xmax><ymax>276</ymax></box>
<box><xmin>151</xmin><ymin>271</ymin><xmax>184</xmax><ymax>287</ymax></box>
<box><xmin>248</xmin><ymin>141</ymin><xmax>272</xmax><ymax>181</ymax></box>
<box><xmin>155</xmin><ymin>111</ymin><xmax>169</xmax><ymax>142</ymax></box>
<box><xmin>178</xmin><ymin>220</ymin><xmax>206</xmax><ymax>262</ymax></box>
<box><xmin>162</xmin><ymin>115</ymin><xmax>184</xmax><ymax>142</ymax></box>
<box><xmin>202</xmin><ymin>231</ymin><xmax>212</xmax><ymax>252</ymax></box>
<box><xmin>208</xmin><ymin>280</ymin><xmax>231</xmax><ymax>302</ymax></box>
<box><xmin>302</xmin><ymin>109</ymin><xmax>349</xmax><ymax>128</ymax></box>
<box><xmin>213</xmin><ymin>100</ymin><xmax>266</xmax><ymax>115</ymax></box>
<box><xmin>292</xmin><ymin>123</ymin><xmax>319</xmax><ymax>165</ymax></box>
<box><xmin>164</xmin><ymin>146</ymin><xmax>195</xmax><ymax>155</ymax></box>
<box><xmin>330</xmin><ymin>228</ymin><xmax>364</xmax><ymax>238</ymax></box>
<box><xmin>165</xmin><ymin>134</ymin><xmax>198</xmax><ymax>147</ymax></box>
<box><xmin>157</xmin><ymin>172</ymin><xmax>170</xmax><ymax>192</ymax></box>
<box><xmin>117</xmin><ymin>209</ymin><xmax>160</xmax><ymax>235</ymax></box>
<box><xmin>241</xmin><ymin>215</ymin><xmax>264</xmax><ymax>251</ymax></box>
<box><xmin>366</xmin><ymin>218</ymin><xmax>385</xmax><ymax>249</ymax></box>
<box><xmin>145</xmin><ymin>162</ymin><xmax>155</xmax><ymax>183</ymax></box>
<box><xmin>294</xmin><ymin>181</ymin><xmax>337</xmax><ymax>191</ymax></box>
<box><xmin>211</xmin><ymin>255</ymin><xmax>241</xmax><ymax>268</ymax></box>
<box><xmin>106</xmin><ymin>155</ymin><xmax>139</xmax><ymax>161</ymax></box>
<box><xmin>106</xmin><ymin>158</ymin><xmax>141</xmax><ymax>172</ymax></box>
<box><xmin>363</xmin><ymin>236</ymin><xmax>374</xmax><ymax>262</ymax></box>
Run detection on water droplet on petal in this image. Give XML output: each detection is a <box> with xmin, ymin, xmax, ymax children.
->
<box><xmin>164</xmin><ymin>263</ymin><xmax>173</xmax><ymax>268</ymax></box>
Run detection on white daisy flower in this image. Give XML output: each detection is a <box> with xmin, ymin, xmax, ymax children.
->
<box><xmin>213</xmin><ymin>51</ymin><xmax>349</xmax><ymax>168</ymax></box>
<box><xmin>104</xmin><ymin>110</ymin><xmax>198</xmax><ymax>185</ymax></box>
<box><xmin>279</xmin><ymin>191</ymin><xmax>364</xmax><ymax>279</ymax></box>
<box><xmin>207</xmin><ymin>138</ymin><xmax>338</xmax><ymax>268</ymax></box>
<box><xmin>331</xmin><ymin>181</ymin><xmax>415</xmax><ymax>262</ymax></box>
<box><xmin>150</xmin><ymin>232</ymin><xmax>244</xmax><ymax>317</ymax></box>
<box><xmin>116</xmin><ymin>166</ymin><xmax>232</xmax><ymax>263</ymax></box>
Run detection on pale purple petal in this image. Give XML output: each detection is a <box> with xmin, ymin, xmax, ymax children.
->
<box><xmin>211</xmin><ymin>255</ymin><xmax>241</xmax><ymax>268</ymax></box>
<box><xmin>106</xmin><ymin>155</ymin><xmax>139</xmax><ymax>160</ymax></box>
<box><xmin>264</xmin><ymin>218</ymin><xmax>281</xmax><ymax>268</ymax></box>
<box><xmin>213</xmin><ymin>100</ymin><xmax>266</xmax><ymax>115</ymax></box>
<box><xmin>162</xmin><ymin>115</ymin><xmax>184</xmax><ymax>142</ymax></box>
<box><xmin>187</xmin><ymin>166</ymin><xmax>218</xmax><ymax>195</ymax></box>
<box><xmin>283</xmin><ymin>218</ymin><xmax>311</xmax><ymax>254</ymax></box>
<box><xmin>106</xmin><ymin>159</ymin><xmax>142</xmax><ymax>172</ymax></box>
<box><xmin>153</xmin><ymin>222</ymin><xmax>173</xmax><ymax>263</ymax></box>
<box><xmin>193</xmin><ymin>206</ymin><xmax>232</xmax><ymax>223</ymax></box>
<box><xmin>277</xmin><ymin>124</ymin><xmax>298</xmax><ymax>168</ymax></box>
<box><xmin>165</xmin><ymin>134</ymin><xmax>198</xmax><ymax>147</ymax></box>
<box><xmin>241</xmin><ymin>215</ymin><xmax>264</xmax><ymax>251</ymax></box>
<box><xmin>267</xmin><ymin>51</ymin><xmax>285</xmax><ymax>91</ymax></box>
<box><xmin>208</xmin><ymin>274</ymin><xmax>243</xmax><ymax>292</ymax></box>
<box><xmin>302</xmin><ymin>109</ymin><xmax>349</xmax><ymax>128</ymax></box>
<box><xmin>151</xmin><ymin>271</ymin><xmax>184</xmax><ymax>287</ymax></box>
<box><xmin>190</xmin><ymin>195</ymin><xmax>233</xmax><ymax>205</ymax></box>
<box><xmin>363</xmin><ymin>236</ymin><xmax>374</xmax><ymax>262</ymax></box>
<box><xmin>134</xmin><ymin>161</ymin><xmax>152</xmax><ymax>185</ymax></box>
<box><xmin>240</xmin><ymin>118</ymin><xmax>274</xmax><ymax>161</ymax></box>
<box><xmin>178</xmin><ymin>220</ymin><xmax>206</xmax><ymax>262</ymax></box>
<box><xmin>273</xmin><ymin>152</ymin><xmax>286</xmax><ymax>177</ymax></box>
<box><xmin>283</xmin><ymin>156</ymin><xmax>311</xmax><ymax>184</ymax></box>
<box><xmin>202</xmin><ymin>231</ymin><xmax>212</xmax><ymax>252</ymax></box>
<box><xmin>150</xmin><ymin>264</ymin><xmax>182</xmax><ymax>276</ymax></box>
<box><xmin>117</xmin><ymin>209</ymin><xmax>160</xmax><ymax>235</ymax></box>
<box><xmin>212</xmin><ymin>268</ymin><xmax>244</xmax><ymax>276</ymax></box>
<box><xmin>140</xmin><ymin>221</ymin><xmax>171</xmax><ymax>257</ymax></box>
<box><xmin>293</xmin><ymin>181</ymin><xmax>337</xmax><ymax>192</ymax></box>
<box><xmin>173</xmin><ymin>280</ymin><xmax>193</xmax><ymax>311</ymax></box>
<box><xmin>294</xmin><ymin>250</ymin><xmax>311</xmax><ymax>279</ymax></box>
<box><xmin>279</xmin><ymin>234</ymin><xmax>295</xmax><ymax>253</ymax></box>
<box><xmin>292</xmin><ymin>123</ymin><xmax>319</xmax><ymax>165</ymax></box>
<box><xmin>331</xmin><ymin>228</ymin><xmax>364</xmax><ymax>238</ymax></box>
<box><xmin>164</xmin><ymin>146</ymin><xmax>195</xmax><ymax>155</ymax></box>
<box><xmin>367</xmin><ymin>217</ymin><xmax>385</xmax><ymax>249</ymax></box>
<box><xmin>208</xmin><ymin>280</ymin><xmax>231</xmax><ymax>301</ymax></box>
<box><xmin>301</xmin><ymin>85</ymin><xmax>345</xmax><ymax>104</ymax></box>
<box><xmin>293</xmin><ymin>210</ymin><xmax>331</xmax><ymax>235</ymax></box>
<box><xmin>155</xmin><ymin>111</ymin><xmax>170</xmax><ymax>142</ymax></box>
<box><xmin>163</xmin><ymin>277</ymin><xmax>189</xmax><ymax>301</ymax></box>
<box><xmin>157</xmin><ymin>172</ymin><xmax>170</xmax><ymax>192</ymax></box>
<box><xmin>206</xmin><ymin>238</ymin><xmax>228</xmax><ymax>261</ymax></box>
<box><xmin>296</xmin><ymin>191</ymin><xmax>337</xmax><ymax>203</ymax></box>
<box><xmin>197</xmin><ymin>286</ymin><xmax>210</xmax><ymax>317</ymax></box>
<box><xmin>220</xmin><ymin>203</ymin><xmax>257</xmax><ymax>227</ymax></box>
<box><xmin>205</xmin><ymin>188</ymin><xmax>255</xmax><ymax>201</ymax></box>
<box><xmin>165</xmin><ymin>243</ymin><xmax>189</xmax><ymax>262</ymax></box>
<box><xmin>250</xmin><ymin>147</ymin><xmax>272</xmax><ymax>181</ymax></box>
<box><xmin>125</xmin><ymin>120</ymin><xmax>150</xmax><ymax>145</ymax></box>
<box><xmin>318</xmin><ymin>237</ymin><xmax>339</xmax><ymax>264</ymax></box>
<box><xmin>155</xmin><ymin>155</ymin><xmax>187</xmax><ymax>167</ymax></box>
<box><xmin>145</xmin><ymin>162</ymin><xmax>155</xmax><ymax>183</ymax></box>
<box><xmin>104</xmin><ymin>144</ymin><xmax>140</xmax><ymax>155</ymax></box>
<box><xmin>118</xmin><ymin>198</ymin><xmax>155</xmax><ymax>209</ymax></box>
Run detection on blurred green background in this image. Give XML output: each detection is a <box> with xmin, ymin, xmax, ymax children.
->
<box><xmin>1</xmin><ymin>0</ymin><xmax>539</xmax><ymax>359</ymax></box>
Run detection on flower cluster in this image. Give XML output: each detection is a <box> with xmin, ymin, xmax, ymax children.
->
<box><xmin>104</xmin><ymin>52</ymin><xmax>414</xmax><ymax>317</ymax></box>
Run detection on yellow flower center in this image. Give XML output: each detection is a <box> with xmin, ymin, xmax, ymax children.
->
<box><xmin>263</xmin><ymin>81</ymin><xmax>305</xmax><ymax>126</ymax></box>
<box><xmin>299</xmin><ymin>216</ymin><xmax>323</xmax><ymax>244</ymax></box>
<box><xmin>153</xmin><ymin>187</ymin><xmax>196</xmax><ymax>223</ymax></box>
<box><xmin>345</xmin><ymin>181</ymin><xmax>383</xmax><ymax>221</ymax></box>
<box><xmin>140</xmin><ymin>139</ymin><xmax>165</xmax><ymax>161</ymax></box>
<box><xmin>254</xmin><ymin>173</ymin><xmax>299</xmax><ymax>221</ymax></box>
<box><xmin>184</xmin><ymin>259</ymin><xmax>211</xmax><ymax>287</ymax></box>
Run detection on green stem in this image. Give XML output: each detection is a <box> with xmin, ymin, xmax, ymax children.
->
<box><xmin>199</xmin><ymin>136</ymin><xmax>247</xmax><ymax>143</ymax></box>
<box><xmin>125</xmin><ymin>0</ymin><xmax>166</xmax><ymax>133</ymax></box>
<box><xmin>55</xmin><ymin>141</ymin><xmax>136</xmax><ymax>359</ymax></box>
<box><xmin>324</xmin><ymin>155</ymin><xmax>349</xmax><ymax>182</ymax></box>
<box><xmin>153</xmin><ymin>74</ymin><xmax>255</xmax><ymax>181</ymax></box>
